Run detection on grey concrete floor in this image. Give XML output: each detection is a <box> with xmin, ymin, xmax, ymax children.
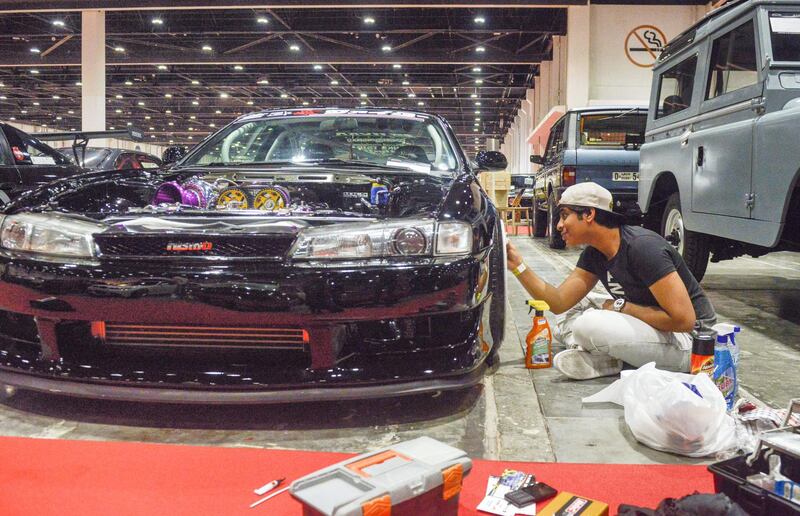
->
<box><xmin>0</xmin><ymin>235</ymin><xmax>797</xmax><ymax>464</ymax></box>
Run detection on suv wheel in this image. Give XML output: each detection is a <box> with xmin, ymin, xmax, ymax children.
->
<box><xmin>487</xmin><ymin>224</ymin><xmax>506</xmax><ymax>365</ymax></box>
<box><xmin>547</xmin><ymin>192</ymin><xmax>566</xmax><ymax>249</ymax></box>
<box><xmin>532</xmin><ymin>196</ymin><xmax>547</xmax><ymax>237</ymax></box>
<box><xmin>661</xmin><ymin>192</ymin><xmax>710</xmax><ymax>281</ymax></box>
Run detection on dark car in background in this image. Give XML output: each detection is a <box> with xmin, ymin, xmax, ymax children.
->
<box><xmin>57</xmin><ymin>147</ymin><xmax>162</xmax><ymax>172</ymax></box>
<box><xmin>530</xmin><ymin>106</ymin><xmax>647</xmax><ymax>248</ymax></box>
<box><xmin>0</xmin><ymin>123</ymin><xmax>82</xmax><ymax>205</ymax></box>
<box><xmin>0</xmin><ymin>108</ymin><xmax>508</xmax><ymax>403</ymax></box>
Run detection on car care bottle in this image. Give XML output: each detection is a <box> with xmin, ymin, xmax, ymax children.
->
<box><xmin>525</xmin><ymin>300</ymin><xmax>552</xmax><ymax>369</ymax></box>
<box><xmin>690</xmin><ymin>322</ymin><xmax>716</xmax><ymax>380</ymax></box>
<box><xmin>712</xmin><ymin>324</ymin><xmax>741</xmax><ymax>410</ymax></box>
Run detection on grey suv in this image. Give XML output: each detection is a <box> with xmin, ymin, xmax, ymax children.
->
<box><xmin>640</xmin><ymin>0</ymin><xmax>800</xmax><ymax>281</ymax></box>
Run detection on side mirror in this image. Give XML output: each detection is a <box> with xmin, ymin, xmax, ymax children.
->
<box><xmin>475</xmin><ymin>150</ymin><xmax>508</xmax><ymax>171</ymax></box>
<box><xmin>530</xmin><ymin>154</ymin><xmax>544</xmax><ymax>165</ymax></box>
<box><xmin>161</xmin><ymin>145</ymin><xmax>188</xmax><ymax>165</ymax></box>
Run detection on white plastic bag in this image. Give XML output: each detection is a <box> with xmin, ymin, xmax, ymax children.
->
<box><xmin>582</xmin><ymin>362</ymin><xmax>738</xmax><ymax>457</ymax></box>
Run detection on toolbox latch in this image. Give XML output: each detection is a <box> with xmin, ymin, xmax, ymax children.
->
<box><xmin>442</xmin><ymin>463</ymin><xmax>464</xmax><ymax>500</ymax></box>
<box><xmin>361</xmin><ymin>494</ymin><xmax>391</xmax><ymax>516</ymax></box>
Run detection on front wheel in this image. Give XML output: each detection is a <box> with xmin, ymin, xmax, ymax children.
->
<box><xmin>547</xmin><ymin>192</ymin><xmax>565</xmax><ymax>249</ymax></box>
<box><xmin>661</xmin><ymin>192</ymin><xmax>710</xmax><ymax>281</ymax></box>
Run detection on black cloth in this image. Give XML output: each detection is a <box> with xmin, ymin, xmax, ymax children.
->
<box><xmin>576</xmin><ymin>225</ymin><xmax>716</xmax><ymax>323</ymax></box>
<box><xmin>618</xmin><ymin>492</ymin><xmax>749</xmax><ymax>516</ymax></box>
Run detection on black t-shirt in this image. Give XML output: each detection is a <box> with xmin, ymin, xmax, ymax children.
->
<box><xmin>576</xmin><ymin>225</ymin><xmax>716</xmax><ymax>323</ymax></box>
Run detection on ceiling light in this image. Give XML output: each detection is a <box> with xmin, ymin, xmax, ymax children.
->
<box><xmin>360</xmin><ymin>101</ymin><xmax>367</xmax><ymax>105</ymax></box>
<box><xmin>474</xmin><ymin>122</ymin><xmax>479</xmax><ymax>126</ymax></box>
<box><xmin>192</xmin><ymin>100</ymin><xmax>199</xmax><ymax>105</ymax></box>
<box><xmin>475</xmin><ymin>117</ymin><xmax>481</xmax><ymax>121</ymax></box>
<box><xmin>114</xmin><ymin>46</ymin><xmax>125</xmax><ymax>52</ymax></box>
<box><xmin>127</xmin><ymin>122</ymin><xmax>132</xmax><ymax>126</ymax></box>
<box><xmin>169</xmin><ymin>140</ymin><xmax>174</xmax><ymax>144</ymax></box>
<box><xmin>109</xmin><ymin>126</ymin><xmax>115</xmax><ymax>130</ymax></box>
<box><xmin>202</xmin><ymin>45</ymin><xmax>213</xmax><ymax>52</ymax></box>
<box><xmin>470</xmin><ymin>94</ymin><xmax>478</xmax><ymax>98</ymax></box>
<box><xmin>402</xmin><ymin>80</ymin><xmax>410</xmax><ymax>85</ymax></box>
<box><xmin>209</xmin><ymin>123</ymin><xmax>216</xmax><ymax>127</ymax></box>
<box><xmin>145</xmin><ymin>116</ymin><xmax>151</xmax><ymax>119</ymax></box>
<box><xmin>313</xmin><ymin>64</ymin><xmax>322</xmax><ymax>70</ymax></box>
<box><xmin>0</xmin><ymin>96</ymin><xmax>6</xmax><ymax>100</ymax></box>
<box><xmin>52</xmin><ymin>95</ymin><xmax>60</xmax><ymax>99</ymax></box>
<box><xmin>114</xmin><ymin>109</ymin><xmax>122</xmax><ymax>113</ymax></box>
<box><xmin>258</xmin><ymin>79</ymin><xmax>269</xmax><ymax>85</ymax></box>
<box><xmin>52</xmin><ymin>20</ymin><xmax>65</xmax><ymax>27</ymax></box>
<box><xmin>137</xmin><ymin>101</ymin><xmax>145</xmax><ymax>106</ymax></box>
<box><xmin>190</xmin><ymin>115</ymin><xmax>196</xmax><ymax>119</ymax></box>
<box><xmin>474</xmin><ymin>110</ymin><xmax>481</xmax><ymax>114</ymax></box>
<box><xmin>417</xmin><ymin>101</ymin><xmax>424</xmax><ymax>106</ymax></box>
<box><xmin>474</xmin><ymin>16</ymin><xmax>486</xmax><ymax>24</ymax></box>
<box><xmin>382</xmin><ymin>45</ymin><xmax>392</xmax><ymax>52</ymax></box>
<box><xmin>234</xmin><ymin>65</ymin><xmax>244</xmax><ymax>71</ymax></box>
<box><xmin>472</xmin><ymin>67</ymin><xmax>482</xmax><ymax>72</ymax></box>
<box><xmin>8</xmin><ymin>117</ymin><xmax>14</xmax><ymax>121</ymax></box>
<box><xmin>189</xmin><ymin>80</ymin><xmax>199</xmax><ymax>86</ymax></box>
<box><xmin>67</xmin><ymin>110</ymin><xmax>74</xmax><ymax>114</ymax></box>
<box><xmin>168</xmin><ymin>122</ymin><xmax>174</xmax><ymax>126</ymax></box>
<box><xmin>473</xmin><ymin>128</ymin><xmax>478</xmax><ymax>132</ymax></box>
<box><xmin>166</xmin><ymin>110</ymin><xmax>172</xmax><ymax>113</ymax></box>
<box><xmin>360</xmin><ymin>93</ymin><xmax>368</xmax><ymax>98</ymax></box>
<box><xmin>32</xmin><ymin>102</ymin><xmax>40</xmax><ymax>106</ymax></box>
<box><xmin>20</xmin><ymin>110</ymin><xmax>27</xmax><ymax>114</ymax></box>
<box><xmin>475</xmin><ymin>79</ymin><xmax>483</xmax><ymax>84</ymax></box>
<box><xmin>157</xmin><ymin>65</ymin><xmax>168</xmax><ymax>70</ymax></box>
<box><xmin>30</xmin><ymin>70</ymin><xmax>39</xmax><ymax>74</ymax></box>
<box><xmin>151</xmin><ymin>135</ymin><xmax>156</xmax><ymax>139</ymax></box>
<box><xmin>302</xmin><ymin>101</ymin><xmax>309</xmax><ymax>106</ymax></box>
<box><xmin>188</xmin><ymin>136</ymin><xmax>193</xmax><ymax>140</ymax></box>
<box><xmin>475</xmin><ymin>101</ymin><xmax>481</xmax><ymax>106</ymax></box>
<box><xmin>392</xmin><ymin>64</ymin><xmax>402</xmax><ymax>69</ymax></box>
<box><xmin>56</xmin><ymin>116</ymin><xmax>62</xmax><ymax>120</ymax></box>
<box><xmin>124</xmin><ymin>80</ymin><xmax>133</xmax><ymax>86</ymax></box>
<box><xmin>475</xmin><ymin>46</ymin><xmax>485</xmax><ymax>53</ymax></box>
<box><xmin>115</xmin><ymin>94</ymin><xmax>123</xmax><ymax>99</ymax></box>
<box><xmin>363</xmin><ymin>16</ymin><xmax>375</xmax><ymax>24</ymax></box>
<box><xmin>30</xmin><ymin>48</ymin><xmax>40</xmax><ymax>54</ymax></box>
<box><xmin>280</xmin><ymin>93</ymin><xmax>288</xmax><ymax>98</ymax></box>
<box><xmin>219</xmin><ymin>92</ymin><xmax>229</xmax><ymax>98</ymax></box>
<box><xmin>75</xmin><ymin>81</ymin><xmax>82</xmax><ymax>86</ymax></box>
<box><xmin>330</xmin><ymin>80</ymin><xmax>339</xmax><ymax>85</ymax></box>
<box><xmin>149</xmin><ymin>126</ymin><xmax>155</xmax><ymax>130</ymax></box>
<box><xmin>247</xmin><ymin>100</ymin><xmax>254</xmax><ymax>105</ymax></box>
<box><xmin>164</xmin><ymin>93</ymin><xmax>172</xmax><ymax>98</ymax></box>
<box><xmin>215</xmin><ymin>109</ymin><xmax>221</xmax><ymax>114</ymax></box>
<box><xmin>152</xmin><ymin>18</ymin><xmax>163</xmax><ymax>25</ymax></box>
<box><xmin>188</xmin><ymin>127</ymin><xmax>194</xmax><ymax>131</ymax></box>
<box><xmin>407</xmin><ymin>93</ymin><xmax>416</xmax><ymax>98</ymax></box>
<box><xmin>257</xmin><ymin>17</ymin><xmax>269</xmax><ymax>24</ymax></box>
<box><xmin>289</xmin><ymin>44</ymin><xmax>300</xmax><ymax>52</ymax></box>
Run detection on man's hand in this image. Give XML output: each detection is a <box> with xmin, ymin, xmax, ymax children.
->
<box><xmin>602</xmin><ymin>299</ymin><xmax>614</xmax><ymax>311</ymax></box>
<box><xmin>506</xmin><ymin>242</ymin><xmax>524</xmax><ymax>271</ymax></box>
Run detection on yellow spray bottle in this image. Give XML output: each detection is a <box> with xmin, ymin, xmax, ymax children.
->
<box><xmin>525</xmin><ymin>300</ymin><xmax>552</xmax><ymax>369</ymax></box>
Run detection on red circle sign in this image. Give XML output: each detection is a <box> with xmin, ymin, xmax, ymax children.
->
<box><xmin>625</xmin><ymin>25</ymin><xmax>667</xmax><ymax>68</ymax></box>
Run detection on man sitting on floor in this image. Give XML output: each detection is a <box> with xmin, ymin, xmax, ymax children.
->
<box><xmin>506</xmin><ymin>182</ymin><xmax>716</xmax><ymax>380</ymax></box>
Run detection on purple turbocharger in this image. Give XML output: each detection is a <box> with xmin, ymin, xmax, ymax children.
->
<box><xmin>151</xmin><ymin>181</ymin><xmax>202</xmax><ymax>207</ymax></box>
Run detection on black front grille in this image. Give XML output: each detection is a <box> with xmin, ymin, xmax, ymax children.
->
<box><xmin>95</xmin><ymin>234</ymin><xmax>296</xmax><ymax>259</ymax></box>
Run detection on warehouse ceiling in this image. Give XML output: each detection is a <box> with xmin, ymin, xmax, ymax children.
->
<box><xmin>0</xmin><ymin>1</ymin><xmax>708</xmax><ymax>153</ymax></box>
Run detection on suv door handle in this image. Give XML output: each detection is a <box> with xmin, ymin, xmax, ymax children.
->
<box><xmin>697</xmin><ymin>146</ymin><xmax>705</xmax><ymax>167</ymax></box>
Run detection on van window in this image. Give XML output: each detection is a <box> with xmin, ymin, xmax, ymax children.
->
<box><xmin>706</xmin><ymin>20</ymin><xmax>758</xmax><ymax>99</ymax></box>
<box><xmin>544</xmin><ymin>118</ymin><xmax>565</xmax><ymax>162</ymax></box>
<box><xmin>655</xmin><ymin>55</ymin><xmax>697</xmax><ymax>119</ymax></box>
<box><xmin>769</xmin><ymin>12</ymin><xmax>800</xmax><ymax>61</ymax></box>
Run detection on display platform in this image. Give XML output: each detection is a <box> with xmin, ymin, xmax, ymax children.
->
<box><xmin>0</xmin><ymin>436</ymin><xmax>714</xmax><ymax>515</ymax></box>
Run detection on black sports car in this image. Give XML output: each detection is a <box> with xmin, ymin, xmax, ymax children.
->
<box><xmin>0</xmin><ymin>108</ymin><xmax>508</xmax><ymax>403</ymax></box>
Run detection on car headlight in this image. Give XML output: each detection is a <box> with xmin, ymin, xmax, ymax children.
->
<box><xmin>0</xmin><ymin>213</ymin><xmax>104</xmax><ymax>257</ymax></box>
<box><xmin>291</xmin><ymin>219</ymin><xmax>472</xmax><ymax>260</ymax></box>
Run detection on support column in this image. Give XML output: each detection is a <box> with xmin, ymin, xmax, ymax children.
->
<box><xmin>566</xmin><ymin>6</ymin><xmax>590</xmax><ymax>109</ymax></box>
<box><xmin>82</xmin><ymin>10</ymin><xmax>105</xmax><ymax>134</ymax></box>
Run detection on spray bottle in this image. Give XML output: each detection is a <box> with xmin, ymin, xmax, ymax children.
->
<box><xmin>525</xmin><ymin>300</ymin><xmax>552</xmax><ymax>369</ymax></box>
<box><xmin>712</xmin><ymin>323</ymin><xmax>741</xmax><ymax>410</ymax></box>
<box><xmin>690</xmin><ymin>322</ymin><xmax>716</xmax><ymax>380</ymax></box>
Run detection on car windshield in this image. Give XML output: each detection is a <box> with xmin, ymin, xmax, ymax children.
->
<box><xmin>179</xmin><ymin>111</ymin><xmax>459</xmax><ymax>173</ymax></box>
<box><xmin>769</xmin><ymin>12</ymin><xmax>800</xmax><ymax>61</ymax></box>
<box><xmin>578</xmin><ymin>112</ymin><xmax>647</xmax><ymax>147</ymax></box>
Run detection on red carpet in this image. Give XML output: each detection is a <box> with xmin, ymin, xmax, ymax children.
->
<box><xmin>0</xmin><ymin>436</ymin><xmax>713</xmax><ymax>515</ymax></box>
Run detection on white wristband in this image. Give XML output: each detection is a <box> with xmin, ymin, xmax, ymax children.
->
<box><xmin>512</xmin><ymin>262</ymin><xmax>527</xmax><ymax>277</ymax></box>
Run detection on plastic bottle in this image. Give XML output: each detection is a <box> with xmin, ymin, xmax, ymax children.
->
<box><xmin>713</xmin><ymin>323</ymin><xmax>741</xmax><ymax>366</ymax></box>
<box><xmin>713</xmin><ymin>334</ymin><xmax>736</xmax><ymax>410</ymax></box>
<box><xmin>525</xmin><ymin>300</ymin><xmax>552</xmax><ymax>369</ymax></box>
<box><xmin>690</xmin><ymin>323</ymin><xmax>716</xmax><ymax>380</ymax></box>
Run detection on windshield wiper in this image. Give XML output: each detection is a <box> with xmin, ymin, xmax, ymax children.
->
<box><xmin>304</xmin><ymin>158</ymin><xmax>407</xmax><ymax>170</ymax></box>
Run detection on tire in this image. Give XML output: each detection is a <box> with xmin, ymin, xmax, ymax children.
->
<box><xmin>487</xmin><ymin>224</ymin><xmax>506</xmax><ymax>364</ymax></box>
<box><xmin>547</xmin><ymin>192</ymin><xmax>566</xmax><ymax>249</ymax></box>
<box><xmin>532</xmin><ymin>195</ymin><xmax>547</xmax><ymax>238</ymax></box>
<box><xmin>661</xmin><ymin>192</ymin><xmax>710</xmax><ymax>281</ymax></box>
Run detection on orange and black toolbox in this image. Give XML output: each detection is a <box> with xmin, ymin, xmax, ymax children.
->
<box><xmin>289</xmin><ymin>436</ymin><xmax>472</xmax><ymax>516</ymax></box>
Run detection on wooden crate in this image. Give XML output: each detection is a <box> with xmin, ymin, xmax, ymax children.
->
<box><xmin>478</xmin><ymin>170</ymin><xmax>511</xmax><ymax>207</ymax></box>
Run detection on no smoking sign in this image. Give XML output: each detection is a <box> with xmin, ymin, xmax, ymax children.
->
<box><xmin>625</xmin><ymin>25</ymin><xmax>667</xmax><ymax>68</ymax></box>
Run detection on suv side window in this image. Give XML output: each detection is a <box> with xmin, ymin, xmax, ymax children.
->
<box><xmin>2</xmin><ymin>126</ymin><xmax>70</xmax><ymax>166</ymax></box>
<box><xmin>545</xmin><ymin>118</ymin><xmax>565</xmax><ymax>163</ymax></box>
<box><xmin>706</xmin><ymin>20</ymin><xmax>758</xmax><ymax>99</ymax></box>
<box><xmin>655</xmin><ymin>55</ymin><xmax>698</xmax><ymax>118</ymax></box>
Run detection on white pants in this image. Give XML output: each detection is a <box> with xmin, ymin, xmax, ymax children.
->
<box><xmin>556</xmin><ymin>294</ymin><xmax>692</xmax><ymax>372</ymax></box>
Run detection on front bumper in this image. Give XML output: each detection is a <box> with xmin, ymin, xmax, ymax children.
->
<box><xmin>0</xmin><ymin>253</ymin><xmax>495</xmax><ymax>403</ymax></box>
